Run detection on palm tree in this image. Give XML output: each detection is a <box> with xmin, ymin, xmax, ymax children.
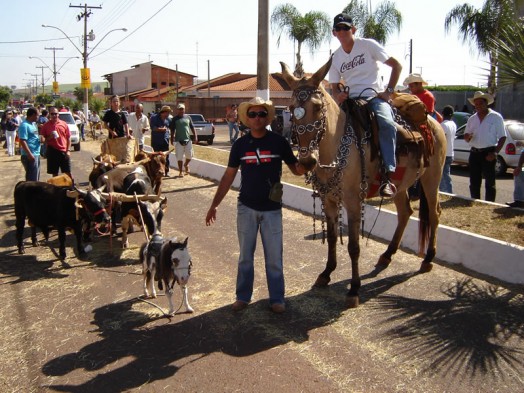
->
<box><xmin>444</xmin><ymin>0</ymin><xmax>517</xmax><ymax>93</ymax></box>
<box><xmin>342</xmin><ymin>0</ymin><xmax>402</xmax><ymax>45</ymax></box>
<box><xmin>271</xmin><ymin>4</ymin><xmax>331</xmax><ymax>77</ymax></box>
<box><xmin>489</xmin><ymin>21</ymin><xmax>524</xmax><ymax>87</ymax></box>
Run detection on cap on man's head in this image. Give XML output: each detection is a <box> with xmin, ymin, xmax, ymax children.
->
<box><xmin>333</xmin><ymin>13</ymin><xmax>353</xmax><ymax>28</ymax></box>
<box><xmin>177</xmin><ymin>103</ymin><xmax>185</xmax><ymax>110</ymax></box>
<box><xmin>442</xmin><ymin>105</ymin><xmax>454</xmax><ymax>117</ymax></box>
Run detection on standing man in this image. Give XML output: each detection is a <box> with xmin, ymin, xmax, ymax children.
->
<box><xmin>128</xmin><ymin>103</ymin><xmax>150</xmax><ymax>151</ymax></box>
<box><xmin>170</xmin><ymin>103</ymin><xmax>197</xmax><ymax>177</ymax></box>
<box><xmin>506</xmin><ymin>150</ymin><xmax>524</xmax><ymax>208</ymax></box>
<box><xmin>150</xmin><ymin>105</ymin><xmax>172</xmax><ymax>176</ymax></box>
<box><xmin>40</xmin><ymin>106</ymin><xmax>73</xmax><ymax>180</ymax></box>
<box><xmin>103</xmin><ymin>95</ymin><xmax>130</xmax><ymax>139</ymax></box>
<box><xmin>1</xmin><ymin>109</ymin><xmax>19</xmax><ymax>156</ymax></box>
<box><xmin>439</xmin><ymin>105</ymin><xmax>457</xmax><ymax>193</ymax></box>
<box><xmin>18</xmin><ymin>107</ymin><xmax>41</xmax><ymax>181</ymax></box>
<box><xmin>464</xmin><ymin>91</ymin><xmax>506</xmax><ymax>202</ymax></box>
<box><xmin>329</xmin><ymin>13</ymin><xmax>402</xmax><ymax>197</ymax></box>
<box><xmin>205</xmin><ymin>97</ymin><xmax>305</xmax><ymax>314</ymax></box>
<box><xmin>403</xmin><ymin>73</ymin><xmax>442</xmax><ymax>122</ymax></box>
<box><xmin>226</xmin><ymin>104</ymin><xmax>240</xmax><ymax>144</ymax></box>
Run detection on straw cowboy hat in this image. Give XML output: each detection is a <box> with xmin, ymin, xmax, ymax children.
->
<box><xmin>160</xmin><ymin>105</ymin><xmax>172</xmax><ymax>113</ymax></box>
<box><xmin>468</xmin><ymin>91</ymin><xmax>494</xmax><ymax>105</ymax></box>
<box><xmin>403</xmin><ymin>73</ymin><xmax>428</xmax><ymax>86</ymax></box>
<box><xmin>238</xmin><ymin>97</ymin><xmax>276</xmax><ymax>125</ymax></box>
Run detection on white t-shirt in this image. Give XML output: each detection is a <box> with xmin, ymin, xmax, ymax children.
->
<box><xmin>465</xmin><ymin>109</ymin><xmax>506</xmax><ymax>149</ymax></box>
<box><xmin>441</xmin><ymin>119</ymin><xmax>457</xmax><ymax>157</ymax></box>
<box><xmin>329</xmin><ymin>37</ymin><xmax>390</xmax><ymax>98</ymax></box>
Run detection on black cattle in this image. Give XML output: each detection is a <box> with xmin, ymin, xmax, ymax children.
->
<box><xmin>14</xmin><ymin>181</ymin><xmax>111</xmax><ymax>260</ymax></box>
<box><xmin>88</xmin><ymin>153</ymin><xmax>118</xmax><ymax>188</ymax></box>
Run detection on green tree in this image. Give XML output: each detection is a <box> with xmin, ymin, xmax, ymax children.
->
<box><xmin>89</xmin><ymin>96</ymin><xmax>106</xmax><ymax>115</ymax></box>
<box><xmin>444</xmin><ymin>0</ymin><xmax>517</xmax><ymax>93</ymax></box>
<box><xmin>0</xmin><ymin>86</ymin><xmax>12</xmax><ymax>107</ymax></box>
<box><xmin>271</xmin><ymin>4</ymin><xmax>331</xmax><ymax>77</ymax></box>
<box><xmin>73</xmin><ymin>86</ymin><xmax>93</xmax><ymax>103</ymax></box>
<box><xmin>342</xmin><ymin>0</ymin><xmax>402</xmax><ymax>44</ymax></box>
<box><xmin>489</xmin><ymin>21</ymin><xmax>524</xmax><ymax>87</ymax></box>
<box><xmin>35</xmin><ymin>93</ymin><xmax>53</xmax><ymax>106</ymax></box>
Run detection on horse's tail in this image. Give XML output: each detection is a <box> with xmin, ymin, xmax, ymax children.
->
<box><xmin>418</xmin><ymin>184</ymin><xmax>430</xmax><ymax>256</ymax></box>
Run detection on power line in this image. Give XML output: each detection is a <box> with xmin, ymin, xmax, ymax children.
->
<box><xmin>0</xmin><ymin>37</ymin><xmax>80</xmax><ymax>44</ymax></box>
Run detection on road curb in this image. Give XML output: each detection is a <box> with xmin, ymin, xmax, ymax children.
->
<box><xmin>182</xmin><ymin>156</ymin><xmax>524</xmax><ymax>285</ymax></box>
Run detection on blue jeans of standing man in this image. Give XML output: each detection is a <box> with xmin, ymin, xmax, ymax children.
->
<box><xmin>367</xmin><ymin>97</ymin><xmax>397</xmax><ymax>173</ymax></box>
<box><xmin>236</xmin><ymin>202</ymin><xmax>285</xmax><ymax>306</ymax></box>
<box><xmin>439</xmin><ymin>156</ymin><xmax>453</xmax><ymax>193</ymax></box>
<box><xmin>514</xmin><ymin>170</ymin><xmax>524</xmax><ymax>202</ymax></box>
<box><xmin>228</xmin><ymin>121</ymin><xmax>240</xmax><ymax>143</ymax></box>
<box><xmin>21</xmin><ymin>155</ymin><xmax>40</xmax><ymax>181</ymax></box>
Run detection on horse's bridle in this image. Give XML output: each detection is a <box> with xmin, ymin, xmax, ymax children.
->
<box><xmin>291</xmin><ymin>87</ymin><xmax>327</xmax><ymax>158</ymax></box>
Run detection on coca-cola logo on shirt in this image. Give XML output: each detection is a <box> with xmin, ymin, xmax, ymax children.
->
<box><xmin>340</xmin><ymin>54</ymin><xmax>366</xmax><ymax>72</ymax></box>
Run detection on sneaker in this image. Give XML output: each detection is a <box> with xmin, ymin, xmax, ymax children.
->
<box><xmin>232</xmin><ymin>300</ymin><xmax>248</xmax><ymax>312</ymax></box>
<box><xmin>270</xmin><ymin>303</ymin><xmax>286</xmax><ymax>313</ymax></box>
<box><xmin>506</xmin><ymin>201</ymin><xmax>524</xmax><ymax>208</ymax></box>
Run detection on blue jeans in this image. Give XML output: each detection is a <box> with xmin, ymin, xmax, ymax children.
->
<box><xmin>228</xmin><ymin>121</ymin><xmax>239</xmax><ymax>143</ymax></box>
<box><xmin>236</xmin><ymin>202</ymin><xmax>285</xmax><ymax>305</ymax></box>
<box><xmin>21</xmin><ymin>155</ymin><xmax>40</xmax><ymax>181</ymax></box>
<box><xmin>367</xmin><ymin>97</ymin><xmax>397</xmax><ymax>173</ymax></box>
<box><xmin>439</xmin><ymin>156</ymin><xmax>453</xmax><ymax>193</ymax></box>
<box><xmin>514</xmin><ymin>170</ymin><xmax>524</xmax><ymax>202</ymax></box>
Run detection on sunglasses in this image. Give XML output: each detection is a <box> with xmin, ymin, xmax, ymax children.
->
<box><xmin>50</xmin><ymin>112</ymin><xmax>59</xmax><ymax>116</ymax></box>
<box><xmin>247</xmin><ymin>110</ymin><xmax>268</xmax><ymax>119</ymax></box>
<box><xmin>334</xmin><ymin>25</ymin><xmax>351</xmax><ymax>32</ymax></box>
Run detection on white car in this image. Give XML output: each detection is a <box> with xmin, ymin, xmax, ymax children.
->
<box><xmin>453</xmin><ymin>120</ymin><xmax>524</xmax><ymax>176</ymax></box>
<box><xmin>58</xmin><ymin>112</ymin><xmax>81</xmax><ymax>151</ymax></box>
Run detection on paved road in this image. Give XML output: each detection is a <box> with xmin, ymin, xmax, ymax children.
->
<box><xmin>210</xmin><ymin>124</ymin><xmax>515</xmax><ymax>204</ymax></box>
<box><xmin>1</xmin><ymin>141</ymin><xmax>523</xmax><ymax>392</ymax></box>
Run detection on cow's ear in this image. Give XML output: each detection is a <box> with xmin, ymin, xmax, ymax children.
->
<box><xmin>183</xmin><ymin>237</ymin><xmax>188</xmax><ymax>246</ymax></box>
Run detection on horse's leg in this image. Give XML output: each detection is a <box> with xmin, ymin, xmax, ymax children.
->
<box><xmin>377</xmin><ymin>190</ymin><xmax>413</xmax><ymax>268</ymax></box>
<box><xmin>313</xmin><ymin>198</ymin><xmax>339</xmax><ymax>288</ymax></box>
<box><xmin>345</xmin><ymin>200</ymin><xmax>362</xmax><ymax>308</ymax></box>
<box><xmin>418</xmin><ymin>179</ymin><xmax>442</xmax><ymax>273</ymax></box>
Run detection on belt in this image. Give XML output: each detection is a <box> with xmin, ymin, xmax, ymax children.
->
<box><xmin>471</xmin><ymin>146</ymin><xmax>495</xmax><ymax>153</ymax></box>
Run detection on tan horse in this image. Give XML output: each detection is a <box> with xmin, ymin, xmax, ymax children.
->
<box><xmin>279</xmin><ymin>58</ymin><xmax>446</xmax><ymax>308</ymax></box>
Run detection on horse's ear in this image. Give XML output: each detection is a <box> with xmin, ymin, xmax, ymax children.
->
<box><xmin>310</xmin><ymin>57</ymin><xmax>333</xmax><ymax>87</ymax></box>
<box><xmin>279</xmin><ymin>61</ymin><xmax>298</xmax><ymax>89</ymax></box>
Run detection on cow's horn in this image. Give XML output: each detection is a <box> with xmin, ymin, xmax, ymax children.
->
<box><xmin>66</xmin><ymin>190</ymin><xmax>79</xmax><ymax>198</ymax></box>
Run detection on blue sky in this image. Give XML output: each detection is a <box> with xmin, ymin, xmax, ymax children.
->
<box><xmin>0</xmin><ymin>0</ymin><xmax>489</xmax><ymax>90</ymax></box>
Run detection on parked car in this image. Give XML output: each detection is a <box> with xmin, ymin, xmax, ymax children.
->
<box><xmin>453</xmin><ymin>119</ymin><xmax>524</xmax><ymax>176</ymax></box>
<box><xmin>188</xmin><ymin>114</ymin><xmax>215</xmax><ymax>145</ymax></box>
<box><xmin>58</xmin><ymin>112</ymin><xmax>81</xmax><ymax>151</ymax></box>
<box><xmin>451</xmin><ymin>111</ymin><xmax>471</xmax><ymax>128</ymax></box>
<box><xmin>271</xmin><ymin>105</ymin><xmax>292</xmax><ymax>141</ymax></box>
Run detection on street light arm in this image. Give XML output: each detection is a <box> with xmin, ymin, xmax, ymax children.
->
<box><xmin>42</xmin><ymin>24</ymin><xmax>83</xmax><ymax>56</ymax></box>
<box><xmin>28</xmin><ymin>56</ymin><xmax>53</xmax><ymax>73</ymax></box>
<box><xmin>86</xmin><ymin>28</ymin><xmax>127</xmax><ymax>57</ymax></box>
<box><xmin>56</xmin><ymin>57</ymin><xmax>80</xmax><ymax>73</ymax></box>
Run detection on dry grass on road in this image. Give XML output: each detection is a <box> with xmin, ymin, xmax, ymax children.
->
<box><xmin>193</xmin><ymin>145</ymin><xmax>524</xmax><ymax>247</ymax></box>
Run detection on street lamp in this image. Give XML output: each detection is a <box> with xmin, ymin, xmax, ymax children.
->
<box><xmin>42</xmin><ymin>24</ymin><xmax>126</xmax><ymax>116</ymax></box>
<box><xmin>29</xmin><ymin>55</ymin><xmax>80</xmax><ymax>88</ymax></box>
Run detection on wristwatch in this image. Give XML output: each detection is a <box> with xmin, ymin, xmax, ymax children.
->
<box><xmin>386</xmin><ymin>87</ymin><xmax>394</xmax><ymax>94</ymax></box>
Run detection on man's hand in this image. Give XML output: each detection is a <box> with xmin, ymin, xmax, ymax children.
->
<box><xmin>205</xmin><ymin>206</ymin><xmax>217</xmax><ymax>226</ymax></box>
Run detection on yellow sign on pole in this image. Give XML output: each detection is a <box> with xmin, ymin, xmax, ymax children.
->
<box><xmin>52</xmin><ymin>81</ymin><xmax>59</xmax><ymax>93</ymax></box>
<box><xmin>80</xmin><ymin>68</ymin><xmax>91</xmax><ymax>89</ymax></box>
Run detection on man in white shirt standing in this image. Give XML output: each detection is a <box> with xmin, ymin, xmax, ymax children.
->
<box><xmin>439</xmin><ymin>105</ymin><xmax>457</xmax><ymax>193</ymax></box>
<box><xmin>127</xmin><ymin>103</ymin><xmax>150</xmax><ymax>151</ymax></box>
<box><xmin>464</xmin><ymin>91</ymin><xmax>506</xmax><ymax>201</ymax></box>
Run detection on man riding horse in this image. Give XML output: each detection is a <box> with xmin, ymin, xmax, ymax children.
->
<box><xmin>329</xmin><ymin>13</ymin><xmax>402</xmax><ymax>198</ymax></box>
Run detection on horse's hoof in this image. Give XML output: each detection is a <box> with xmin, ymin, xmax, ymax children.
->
<box><xmin>18</xmin><ymin>248</ymin><xmax>25</xmax><ymax>255</ymax></box>
<box><xmin>312</xmin><ymin>275</ymin><xmax>330</xmax><ymax>288</ymax></box>
<box><xmin>345</xmin><ymin>295</ymin><xmax>359</xmax><ymax>308</ymax></box>
<box><xmin>185</xmin><ymin>307</ymin><xmax>194</xmax><ymax>313</ymax></box>
<box><xmin>376</xmin><ymin>254</ymin><xmax>391</xmax><ymax>268</ymax></box>
<box><xmin>419</xmin><ymin>262</ymin><xmax>433</xmax><ymax>273</ymax></box>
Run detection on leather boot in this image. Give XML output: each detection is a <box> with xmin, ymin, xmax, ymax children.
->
<box><xmin>379</xmin><ymin>173</ymin><xmax>396</xmax><ymax>198</ymax></box>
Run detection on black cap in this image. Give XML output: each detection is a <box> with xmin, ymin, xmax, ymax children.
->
<box><xmin>333</xmin><ymin>13</ymin><xmax>353</xmax><ymax>28</ymax></box>
<box><xmin>442</xmin><ymin>105</ymin><xmax>454</xmax><ymax>117</ymax></box>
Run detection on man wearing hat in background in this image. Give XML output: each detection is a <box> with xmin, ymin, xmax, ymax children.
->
<box><xmin>329</xmin><ymin>13</ymin><xmax>402</xmax><ymax>198</ymax></box>
<box><xmin>404</xmin><ymin>73</ymin><xmax>442</xmax><ymax>122</ymax></box>
<box><xmin>205</xmin><ymin>97</ymin><xmax>305</xmax><ymax>314</ymax></box>
<box><xmin>170</xmin><ymin>103</ymin><xmax>197</xmax><ymax>177</ymax></box>
<box><xmin>150</xmin><ymin>105</ymin><xmax>173</xmax><ymax>176</ymax></box>
<box><xmin>464</xmin><ymin>91</ymin><xmax>506</xmax><ymax>201</ymax></box>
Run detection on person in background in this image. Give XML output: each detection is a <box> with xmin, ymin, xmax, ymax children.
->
<box><xmin>403</xmin><ymin>73</ymin><xmax>443</xmax><ymax>122</ymax></box>
<box><xmin>18</xmin><ymin>107</ymin><xmax>41</xmax><ymax>181</ymax></box>
<box><xmin>439</xmin><ymin>105</ymin><xmax>457</xmax><ymax>193</ymax></box>
<box><xmin>128</xmin><ymin>103</ymin><xmax>150</xmax><ymax>151</ymax></box>
<box><xmin>150</xmin><ymin>105</ymin><xmax>172</xmax><ymax>177</ymax></box>
<box><xmin>329</xmin><ymin>13</ymin><xmax>402</xmax><ymax>198</ymax></box>
<box><xmin>506</xmin><ymin>150</ymin><xmax>524</xmax><ymax>208</ymax></box>
<box><xmin>1</xmin><ymin>109</ymin><xmax>19</xmax><ymax>156</ymax></box>
<box><xmin>464</xmin><ymin>91</ymin><xmax>506</xmax><ymax>202</ymax></box>
<box><xmin>170</xmin><ymin>103</ymin><xmax>197</xmax><ymax>177</ymax></box>
<box><xmin>205</xmin><ymin>97</ymin><xmax>306</xmax><ymax>314</ymax></box>
<box><xmin>103</xmin><ymin>95</ymin><xmax>130</xmax><ymax>139</ymax></box>
<box><xmin>74</xmin><ymin>108</ymin><xmax>87</xmax><ymax>141</ymax></box>
<box><xmin>226</xmin><ymin>104</ymin><xmax>240</xmax><ymax>144</ymax></box>
<box><xmin>40</xmin><ymin>106</ymin><xmax>73</xmax><ymax>181</ymax></box>
<box><xmin>37</xmin><ymin>109</ymin><xmax>49</xmax><ymax>158</ymax></box>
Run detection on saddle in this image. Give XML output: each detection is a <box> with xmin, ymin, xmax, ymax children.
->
<box><xmin>341</xmin><ymin>93</ymin><xmax>434</xmax><ymax>168</ymax></box>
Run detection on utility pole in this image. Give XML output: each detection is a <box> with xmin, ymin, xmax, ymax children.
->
<box><xmin>36</xmin><ymin>66</ymin><xmax>46</xmax><ymax>94</ymax></box>
<box><xmin>409</xmin><ymin>39</ymin><xmax>413</xmax><ymax>74</ymax></box>
<box><xmin>257</xmin><ymin>0</ymin><xmax>269</xmax><ymax>100</ymax></box>
<box><xmin>69</xmin><ymin>3</ymin><xmax>102</xmax><ymax>116</ymax></box>
<box><xmin>44</xmin><ymin>47</ymin><xmax>63</xmax><ymax>83</ymax></box>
